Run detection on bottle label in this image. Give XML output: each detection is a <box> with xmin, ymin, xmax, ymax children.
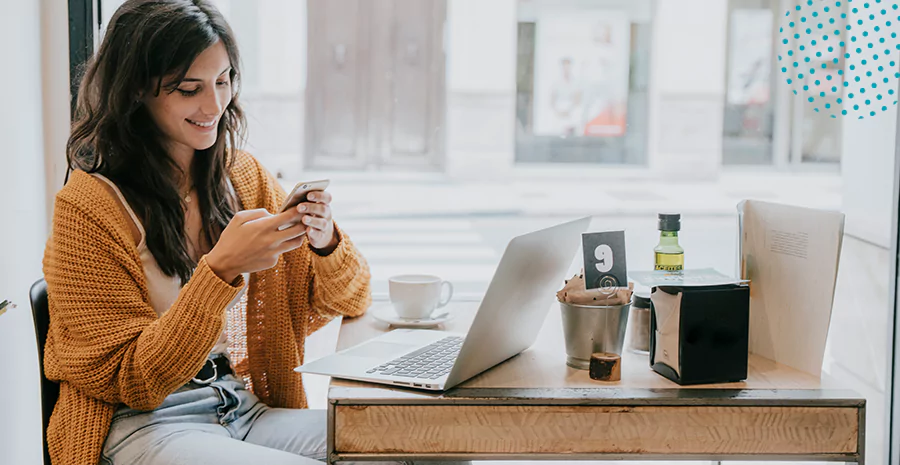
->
<box><xmin>655</xmin><ymin>264</ymin><xmax>684</xmax><ymax>271</ymax></box>
<box><xmin>654</xmin><ymin>252</ymin><xmax>684</xmax><ymax>271</ymax></box>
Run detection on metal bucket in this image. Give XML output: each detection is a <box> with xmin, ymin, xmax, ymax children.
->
<box><xmin>559</xmin><ymin>300</ymin><xmax>630</xmax><ymax>369</ymax></box>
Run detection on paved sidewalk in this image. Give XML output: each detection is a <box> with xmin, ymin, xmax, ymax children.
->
<box><xmin>286</xmin><ymin>170</ymin><xmax>843</xmax><ymax>220</ymax></box>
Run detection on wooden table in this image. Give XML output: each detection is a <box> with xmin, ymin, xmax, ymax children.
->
<box><xmin>326</xmin><ymin>302</ymin><xmax>866</xmax><ymax>464</ymax></box>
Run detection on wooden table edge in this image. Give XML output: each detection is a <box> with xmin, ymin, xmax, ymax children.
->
<box><xmin>328</xmin><ymin>386</ymin><xmax>867</xmax><ymax>407</ymax></box>
<box><xmin>328</xmin><ymin>452</ymin><xmax>862</xmax><ymax>463</ymax></box>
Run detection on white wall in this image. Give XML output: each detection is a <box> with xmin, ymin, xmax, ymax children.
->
<box><xmin>841</xmin><ymin>109</ymin><xmax>898</xmax><ymax>248</ymax></box>
<box><xmin>0</xmin><ymin>2</ymin><xmax>50</xmax><ymax>464</ymax></box>
<box><xmin>829</xmin><ymin>9</ymin><xmax>900</xmax><ymax>465</ymax></box>
<box><xmin>647</xmin><ymin>0</ymin><xmax>728</xmax><ymax>180</ymax></box>
<box><xmin>839</xmin><ymin>3</ymin><xmax>899</xmax><ymax>248</ymax></box>
<box><xmin>823</xmin><ymin>235</ymin><xmax>892</xmax><ymax>465</ymax></box>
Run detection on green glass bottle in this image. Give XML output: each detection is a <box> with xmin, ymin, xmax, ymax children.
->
<box><xmin>654</xmin><ymin>213</ymin><xmax>684</xmax><ymax>271</ymax></box>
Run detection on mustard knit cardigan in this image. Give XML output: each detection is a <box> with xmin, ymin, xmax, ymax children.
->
<box><xmin>42</xmin><ymin>151</ymin><xmax>371</xmax><ymax>465</ymax></box>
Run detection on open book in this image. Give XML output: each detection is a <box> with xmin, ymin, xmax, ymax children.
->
<box><xmin>738</xmin><ymin>200</ymin><xmax>845</xmax><ymax>377</ymax></box>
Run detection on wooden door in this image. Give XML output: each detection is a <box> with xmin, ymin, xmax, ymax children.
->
<box><xmin>306</xmin><ymin>0</ymin><xmax>445</xmax><ymax>170</ymax></box>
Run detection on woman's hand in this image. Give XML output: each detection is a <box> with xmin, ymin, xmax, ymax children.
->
<box><xmin>298</xmin><ymin>190</ymin><xmax>339</xmax><ymax>254</ymax></box>
<box><xmin>206</xmin><ymin>208</ymin><xmax>308</xmax><ymax>282</ymax></box>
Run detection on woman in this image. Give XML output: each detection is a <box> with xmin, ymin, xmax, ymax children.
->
<box><xmin>43</xmin><ymin>1</ymin><xmax>370</xmax><ymax>463</ymax></box>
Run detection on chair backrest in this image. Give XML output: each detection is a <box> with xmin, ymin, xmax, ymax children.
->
<box><xmin>30</xmin><ymin>278</ymin><xmax>57</xmax><ymax>465</ymax></box>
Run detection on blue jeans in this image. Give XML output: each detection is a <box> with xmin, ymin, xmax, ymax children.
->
<box><xmin>100</xmin><ymin>375</ymin><xmax>328</xmax><ymax>464</ymax></box>
<box><xmin>100</xmin><ymin>374</ymin><xmax>469</xmax><ymax>465</ymax></box>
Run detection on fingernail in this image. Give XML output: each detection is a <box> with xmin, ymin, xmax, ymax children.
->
<box><xmin>298</xmin><ymin>205</ymin><xmax>306</xmax><ymax>212</ymax></box>
<box><xmin>308</xmin><ymin>194</ymin><xmax>316</xmax><ymax>201</ymax></box>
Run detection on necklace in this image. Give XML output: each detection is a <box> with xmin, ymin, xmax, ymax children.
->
<box><xmin>181</xmin><ymin>185</ymin><xmax>194</xmax><ymax>203</ymax></box>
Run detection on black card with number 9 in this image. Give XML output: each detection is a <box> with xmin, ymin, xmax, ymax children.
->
<box><xmin>581</xmin><ymin>231</ymin><xmax>627</xmax><ymax>290</ymax></box>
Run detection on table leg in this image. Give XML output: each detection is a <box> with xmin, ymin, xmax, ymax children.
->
<box><xmin>327</xmin><ymin>402</ymin><xmax>336</xmax><ymax>465</ymax></box>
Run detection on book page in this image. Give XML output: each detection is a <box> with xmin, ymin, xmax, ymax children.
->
<box><xmin>738</xmin><ymin>200</ymin><xmax>845</xmax><ymax>377</ymax></box>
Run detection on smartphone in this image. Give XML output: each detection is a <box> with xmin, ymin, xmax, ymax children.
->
<box><xmin>279</xmin><ymin>179</ymin><xmax>330</xmax><ymax>213</ymax></box>
<box><xmin>277</xmin><ymin>179</ymin><xmax>330</xmax><ymax>232</ymax></box>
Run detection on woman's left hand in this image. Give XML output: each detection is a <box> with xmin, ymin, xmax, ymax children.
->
<box><xmin>297</xmin><ymin>190</ymin><xmax>339</xmax><ymax>253</ymax></box>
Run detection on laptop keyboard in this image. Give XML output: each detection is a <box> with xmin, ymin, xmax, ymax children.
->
<box><xmin>366</xmin><ymin>336</ymin><xmax>464</xmax><ymax>379</ymax></box>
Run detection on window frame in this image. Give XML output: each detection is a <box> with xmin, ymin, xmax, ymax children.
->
<box><xmin>887</xmin><ymin>74</ymin><xmax>900</xmax><ymax>465</ymax></box>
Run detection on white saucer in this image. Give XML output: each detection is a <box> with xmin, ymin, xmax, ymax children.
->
<box><xmin>370</xmin><ymin>303</ymin><xmax>454</xmax><ymax>328</ymax></box>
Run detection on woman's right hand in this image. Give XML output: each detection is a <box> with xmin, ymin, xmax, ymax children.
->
<box><xmin>206</xmin><ymin>208</ymin><xmax>308</xmax><ymax>283</ymax></box>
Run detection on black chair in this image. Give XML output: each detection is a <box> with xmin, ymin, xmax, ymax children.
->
<box><xmin>30</xmin><ymin>278</ymin><xmax>57</xmax><ymax>465</ymax></box>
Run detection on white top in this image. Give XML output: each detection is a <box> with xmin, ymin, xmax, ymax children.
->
<box><xmin>91</xmin><ymin>173</ymin><xmax>247</xmax><ymax>357</ymax></box>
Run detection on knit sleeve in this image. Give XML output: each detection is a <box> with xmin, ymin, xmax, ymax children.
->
<box><xmin>43</xmin><ymin>197</ymin><xmax>244</xmax><ymax>410</ymax></box>
<box><xmin>306</xmin><ymin>223</ymin><xmax>372</xmax><ymax>333</ymax></box>
<box><xmin>241</xmin><ymin>154</ymin><xmax>372</xmax><ymax>334</ymax></box>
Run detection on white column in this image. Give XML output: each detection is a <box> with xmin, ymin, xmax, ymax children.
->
<box><xmin>42</xmin><ymin>0</ymin><xmax>71</xmax><ymax>221</ymax></box>
<box><xmin>252</xmin><ymin>0</ymin><xmax>307</xmax><ymax>179</ymax></box>
<box><xmin>0</xmin><ymin>2</ymin><xmax>49</xmax><ymax>465</ymax></box>
<box><xmin>647</xmin><ymin>0</ymin><xmax>728</xmax><ymax>180</ymax></box>
<box><xmin>445</xmin><ymin>0</ymin><xmax>517</xmax><ymax>179</ymax></box>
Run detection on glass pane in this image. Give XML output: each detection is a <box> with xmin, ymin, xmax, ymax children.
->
<box><xmin>784</xmin><ymin>0</ymin><xmax>847</xmax><ymax>163</ymax></box>
<box><xmin>801</xmin><ymin>96</ymin><xmax>844</xmax><ymax>162</ymax></box>
<box><xmin>723</xmin><ymin>2</ymin><xmax>776</xmax><ymax>165</ymax></box>
<box><xmin>514</xmin><ymin>0</ymin><xmax>651</xmax><ymax>164</ymax></box>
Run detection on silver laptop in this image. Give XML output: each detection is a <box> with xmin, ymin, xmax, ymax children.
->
<box><xmin>295</xmin><ymin>217</ymin><xmax>592</xmax><ymax>391</ymax></box>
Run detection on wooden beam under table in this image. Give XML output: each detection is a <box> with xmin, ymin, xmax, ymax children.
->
<box><xmin>329</xmin><ymin>388</ymin><xmax>864</xmax><ymax>463</ymax></box>
<box><xmin>336</xmin><ymin>404</ymin><xmax>856</xmax><ymax>454</ymax></box>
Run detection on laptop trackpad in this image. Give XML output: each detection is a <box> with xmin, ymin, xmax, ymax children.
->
<box><xmin>342</xmin><ymin>341</ymin><xmax>417</xmax><ymax>359</ymax></box>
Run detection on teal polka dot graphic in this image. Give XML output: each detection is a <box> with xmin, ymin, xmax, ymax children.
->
<box><xmin>780</xmin><ymin>0</ymin><xmax>900</xmax><ymax>119</ymax></box>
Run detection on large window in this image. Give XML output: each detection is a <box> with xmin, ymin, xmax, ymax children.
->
<box><xmin>82</xmin><ymin>1</ymin><xmax>899</xmax><ymax>462</ymax></box>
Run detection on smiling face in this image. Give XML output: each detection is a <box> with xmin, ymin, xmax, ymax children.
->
<box><xmin>144</xmin><ymin>40</ymin><xmax>233</xmax><ymax>159</ymax></box>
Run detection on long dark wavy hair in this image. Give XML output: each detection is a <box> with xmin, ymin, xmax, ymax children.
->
<box><xmin>67</xmin><ymin>0</ymin><xmax>247</xmax><ymax>284</ymax></box>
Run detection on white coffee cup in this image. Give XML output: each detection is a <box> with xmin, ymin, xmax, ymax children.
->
<box><xmin>388</xmin><ymin>274</ymin><xmax>454</xmax><ymax>320</ymax></box>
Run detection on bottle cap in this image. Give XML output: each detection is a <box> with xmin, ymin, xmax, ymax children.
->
<box><xmin>658</xmin><ymin>213</ymin><xmax>681</xmax><ymax>232</ymax></box>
